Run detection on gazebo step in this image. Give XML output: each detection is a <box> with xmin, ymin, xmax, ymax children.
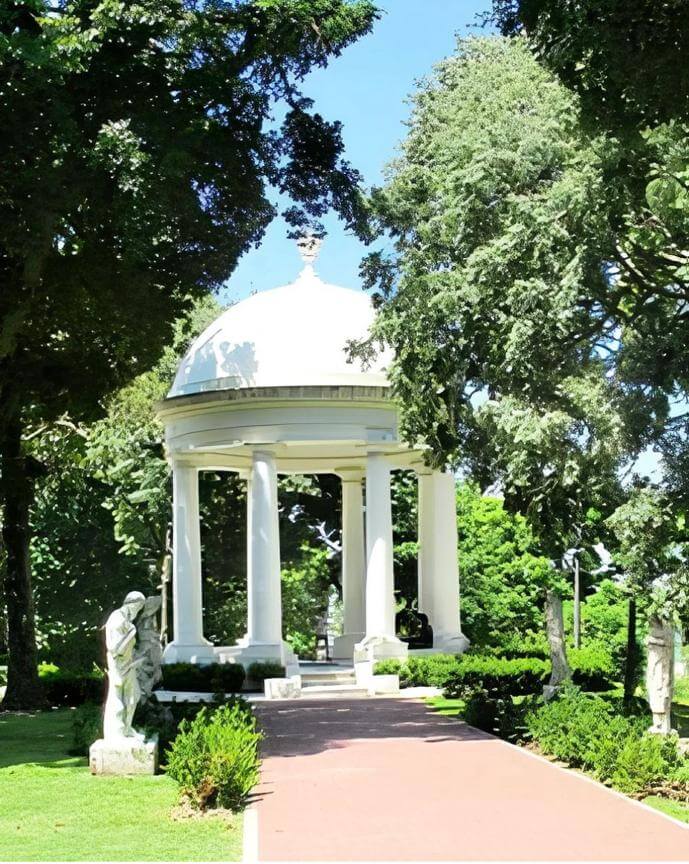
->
<box><xmin>298</xmin><ymin>683</ymin><xmax>369</xmax><ymax>697</ymax></box>
<box><xmin>301</xmin><ymin>674</ymin><xmax>357</xmax><ymax>687</ymax></box>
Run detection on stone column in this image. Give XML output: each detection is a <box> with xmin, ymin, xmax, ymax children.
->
<box><xmin>354</xmin><ymin>453</ymin><xmax>407</xmax><ymax>662</ymax></box>
<box><xmin>333</xmin><ymin>471</ymin><xmax>365</xmax><ymax>660</ymax></box>
<box><xmin>417</xmin><ymin>469</ymin><xmax>469</xmax><ymax>654</ymax></box>
<box><xmin>247</xmin><ymin>450</ymin><xmax>283</xmax><ymax>647</ymax></box>
<box><xmin>163</xmin><ymin>461</ymin><xmax>213</xmax><ymax>662</ymax></box>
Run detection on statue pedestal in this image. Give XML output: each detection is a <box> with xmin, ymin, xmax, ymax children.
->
<box><xmin>90</xmin><ymin>735</ymin><xmax>158</xmax><ymax>776</ymax></box>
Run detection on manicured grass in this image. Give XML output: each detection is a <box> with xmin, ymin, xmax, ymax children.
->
<box><xmin>425</xmin><ymin>696</ymin><xmax>464</xmax><ymax>716</ymax></box>
<box><xmin>0</xmin><ymin>710</ymin><xmax>243</xmax><ymax>861</ymax></box>
<box><xmin>643</xmin><ymin>796</ymin><xmax>689</xmax><ymax>824</ymax></box>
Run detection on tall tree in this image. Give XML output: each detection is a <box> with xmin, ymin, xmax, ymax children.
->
<box><xmin>0</xmin><ymin>0</ymin><xmax>378</xmax><ymax>708</ymax></box>
<box><xmin>490</xmin><ymin>3</ymin><xmax>689</xmax><ymax>538</ymax></box>
<box><xmin>357</xmin><ymin>37</ymin><xmax>639</xmax><ymax>561</ymax></box>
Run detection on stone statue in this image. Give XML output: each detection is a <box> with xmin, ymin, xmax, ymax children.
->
<box><xmin>544</xmin><ymin>590</ymin><xmax>571</xmax><ymax>701</ymax></box>
<box><xmin>90</xmin><ymin>590</ymin><xmax>158</xmax><ymax>775</ymax></box>
<box><xmin>646</xmin><ymin>616</ymin><xmax>674</xmax><ymax>735</ymax></box>
<box><xmin>103</xmin><ymin>591</ymin><xmax>146</xmax><ymax>740</ymax></box>
<box><xmin>135</xmin><ymin>595</ymin><xmax>163</xmax><ymax>700</ymax></box>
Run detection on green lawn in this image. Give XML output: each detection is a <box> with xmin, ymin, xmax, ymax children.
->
<box><xmin>643</xmin><ymin>796</ymin><xmax>689</xmax><ymax>824</ymax></box>
<box><xmin>0</xmin><ymin>710</ymin><xmax>243</xmax><ymax>862</ymax></box>
<box><xmin>424</xmin><ymin>695</ymin><xmax>464</xmax><ymax>716</ymax></box>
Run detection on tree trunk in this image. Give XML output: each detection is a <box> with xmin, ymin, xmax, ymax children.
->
<box><xmin>0</xmin><ymin>419</ymin><xmax>44</xmax><ymax>709</ymax></box>
<box><xmin>623</xmin><ymin>596</ymin><xmax>638</xmax><ymax>711</ymax></box>
<box><xmin>544</xmin><ymin>589</ymin><xmax>571</xmax><ymax>700</ymax></box>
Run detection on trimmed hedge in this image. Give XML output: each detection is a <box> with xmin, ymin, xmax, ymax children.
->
<box><xmin>39</xmin><ymin>663</ymin><xmax>105</xmax><ymax>706</ymax></box>
<box><xmin>374</xmin><ymin>647</ymin><xmax>616</xmax><ymax>696</ymax></box>
<box><xmin>160</xmin><ymin>662</ymin><xmax>245</xmax><ymax>693</ymax></box>
<box><xmin>247</xmin><ymin>661</ymin><xmax>286</xmax><ymax>683</ymax></box>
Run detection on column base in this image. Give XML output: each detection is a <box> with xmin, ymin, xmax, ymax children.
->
<box><xmin>432</xmin><ymin>632</ymin><xmax>470</xmax><ymax>655</ymax></box>
<box><xmin>332</xmin><ymin>632</ymin><xmax>365</xmax><ymax>661</ymax></box>
<box><xmin>214</xmin><ymin>639</ymin><xmax>299</xmax><ymax>675</ymax></box>
<box><xmin>162</xmin><ymin>641</ymin><xmax>215</xmax><ymax>664</ymax></box>
<box><xmin>353</xmin><ymin>634</ymin><xmax>409</xmax><ymax>664</ymax></box>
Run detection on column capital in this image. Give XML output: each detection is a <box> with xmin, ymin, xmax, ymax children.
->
<box><xmin>336</xmin><ymin>468</ymin><xmax>365</xmax><ymax>483</ymax></box>
<box><xmin>251</xmin><ymin>448</ymin><xmax>276</xmax><ymax>460</ymax></box>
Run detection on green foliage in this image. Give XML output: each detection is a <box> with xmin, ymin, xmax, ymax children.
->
<box><xmin>165</xmin><ymin>703</ymin><xmax>262</xmax><ymax>811</ymax></box>
<box><xmin>247</xmin><ymin>662</ymin><xmax>286</xmax><ymax>683</ymax></box>
<box><xmin>444</xmin><ymin>655</ymin><xmax>549</xmax><ymax>699</ymax></box>
<box><xmin>280</xmin><ymin>545</ymin><xmax>332</xmax><ymax>660</ymax></box>
<box><xmin>359</xmin><ymin>36</ymin><xmax>629</xmax><ymax>557</ymax></box>
<box><xmin>38</xmin><ymin>663</ymin><xmax>105</xmax><ymax>706</ymax></box>
<box><xmin>379</xmin><ymin>650</ymin><xmax>615</xmax><ymax>695</ymax></box>
<box><xmin>1</xmin><ymin>0</ymin><xmax>379</xmax><ymax>709</ymax></box>
<box><xmin>463</xmin><ymin>690</ymin><xmax>537</xmax><ymax>742</ymax></box>
<box><xmin>457</xmin><ymin>485</ymin><xmax>551</xmax><ymax>647</ymax></box>
<box><xmin>491</xmin><ymin>1</ymin><xmax>689</xmax><ymax>131</ymax></box>
<box><xmin>373</xmin><ymin>660</ymin><xmax>403</xmax><ymax>676</ymax></box>
<box><xmin>607</xmin><ymin>488</ymin><xmax>689</xmax><ymax>625</ymax></box>
<box><xmin>526</xmin><ymin>686</ymin><xmax>684</xmax><ymax>793</ymax></box>
<box><xmin>160</xmin><ymin>663</ymin><xmax>245</xmax><ymax>694</ymax></box>
<box><xmin>564</xmin><ymin>580</ymin><xmax>639</xmax><ymax>680</ymax></box>
<box><xmin>568</xmin><ymin>646</ymin><xmax>617</xmax><ymax>691</ymax></box>
<box><xmin>71</xmin><ymin>702</ymin><xmax>103</xmax><ymax>756</ymax></box>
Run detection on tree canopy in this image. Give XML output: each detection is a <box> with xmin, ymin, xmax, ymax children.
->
<box><xmin>0</xmin><ymin>0</ymin><xmax>379</xmax><ymax>707</ymax></box>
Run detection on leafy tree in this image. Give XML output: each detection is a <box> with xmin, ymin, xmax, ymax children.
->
<box><xmin>606</xmin><ymin>486</ymin><xmax>689</xmax><ymax>706</ymax></box>
<box><xmin>456</xmin><ymin>484</ymin><xmax>551</xmax><ymax>650</ymax></box>
<box><xmin>490</xmin><ymin>1</ymin><xmax>689</xmax><ymax>132</ymax></box>
<box><xmin>490</xmin><ymin>4</ymin><xmax>689</xmax><ymax>543</ymax></box>
<box><xmin>0</xmin><ymin>0</ymin><xmax>378</xmax><ymax>707</ymax></box>
<box><xmin>358</xmin><ymin>37</ymin><xmax>635</xmax><ymax>563</ymax></box>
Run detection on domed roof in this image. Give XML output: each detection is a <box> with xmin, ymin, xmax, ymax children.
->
<box><xmin>168</xmin><ymin>262</ymin><xmax>390</xmax><ymax>398</ymax></box>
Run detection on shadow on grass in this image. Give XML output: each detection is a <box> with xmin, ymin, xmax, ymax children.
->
<box><xmin>0</xmin><ymin>709</ymin><xmax>83</xmax><ymax>770</ymax></box>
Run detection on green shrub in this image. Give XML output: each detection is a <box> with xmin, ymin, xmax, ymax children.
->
<box><xmin>247</xmin><ymin>662</ymin><xmax>285</xmax><ymax>683</ymax></box>
<box><xmin>160</xmin><ymin>663</ymin><xmax>206</xmax><ymax>691</ymax></box>
<box><xmin>526</xmin><ymin>686</ymin><xmax>681</xmax><ymax>793</ymax></box>
<box><xmin>160</xmin><ymin>663</ymin><xmax>245</xmax><ymax>693</ymax></box>
<box><xmin>445</xmin><ymin>656</ymin><xmax>549</xmax><ymax>698</ymax></box>
<box><xmin>165</xmin><ymin>702</ymin><xmax>262</xmax><ymax>810</ymax></box>
<box><xmin>373</xmin><ymin>660</ymin><xmax>402</xmax><ymax>676</ymax></box>
<box><xmin>209</xmin><ymin>664</ymin><xmax>245</xmax><ymax>693</ymax></box>
<box><xmin>39</xmin><ymin>664</ymin><xmax>105</xmax><ymax>706</ymax></box>
<box><xmin>71</xmin><ymin>702</ymin><xmax>103</xmax><ymax>754</ymax></box>
<box><xmin>569</xmin><ymin>645</ymin><xmax>616</xmax><ymax>691</ymax></box>
<box><xmin>611</xmin><ymin>732</ymin><xmax>680</xmax><ymax>793</ymax></box>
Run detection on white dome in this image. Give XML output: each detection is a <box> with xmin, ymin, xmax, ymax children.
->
<box><xmin>169</xmin><ymin>264</ymin><xmax>390</xmax><ymax>398</ymax></box>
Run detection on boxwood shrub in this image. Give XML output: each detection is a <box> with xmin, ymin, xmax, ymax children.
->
<box><xmin>374</xmin><ymin>647</ymin><xmax>616</xmax><ymax>696</ymax></box>
<box><xmin>160</xmin><ymin>662</ymin><xmax>245</xmax><ymax>693</ymax></box>
<box><xmin>39</xmin><ymin>663</ymin><xmax>105</xmax><ymax>706</ymax></box>
<box><xmin>247</xmin><ymin>661</ymin><xmax>286</xmax><ymax>683</ymax></box>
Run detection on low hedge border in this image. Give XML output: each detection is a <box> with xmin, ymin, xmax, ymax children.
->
<box><xmin>374</xmin><ymin>645</ymin><xmax>616</xmax><ymax>696</ymax></box>
<box><xmin>159</xmin><ymin>662</ymin><xmax>245</xmax><ymax>693</ymax></box>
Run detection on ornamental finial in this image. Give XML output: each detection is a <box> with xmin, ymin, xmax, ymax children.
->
<box><xmin>296</xmin><ymin>233</ymin><xmax>322</xmax><ymax>268</ymax></box>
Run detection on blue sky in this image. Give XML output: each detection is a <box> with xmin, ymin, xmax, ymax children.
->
<box><xmin>222</xmin><ymin>0</ymin><xmax>491</xmax><ymax>305</ymax></box>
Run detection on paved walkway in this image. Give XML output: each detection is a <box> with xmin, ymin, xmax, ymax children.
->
<box><xmin>252</xmin><ymin>697</ymin><xmax>689</xmax><ymax>861</ymax></box>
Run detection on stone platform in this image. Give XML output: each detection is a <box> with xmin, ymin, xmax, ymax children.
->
<box><xmin>89</xmin><ymin>735</ymin><xmax>158</xmax><ymax>776</ymax></box>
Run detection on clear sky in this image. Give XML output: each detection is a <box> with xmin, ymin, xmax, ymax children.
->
<box><xmin>221</xmin><ymin>0</ymin><xmax>492</xmax><ymax>305</ymax></box>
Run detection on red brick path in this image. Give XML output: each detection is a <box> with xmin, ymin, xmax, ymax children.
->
<box><xmin>252</xmin><ymin>697</ymin><xmax>689</xmax><ymax>861</ymax></box>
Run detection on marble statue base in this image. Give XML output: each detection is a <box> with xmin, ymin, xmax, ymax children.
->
<box><xmin>90</xmin><ymin>735</ymin><xmax>158</xmax><ymax>776</ymax></box>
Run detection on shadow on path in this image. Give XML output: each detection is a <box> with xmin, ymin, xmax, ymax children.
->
<box><xmin>254</xmin><ymin>697</ymin><xmax>489</xmax><ymax>759</ymax></box>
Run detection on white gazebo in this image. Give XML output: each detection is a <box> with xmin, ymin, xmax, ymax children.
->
<box><xmin>157</xmin><ymin>241</ymin><xmax>468</xmax><ymax>672</ymax></box>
